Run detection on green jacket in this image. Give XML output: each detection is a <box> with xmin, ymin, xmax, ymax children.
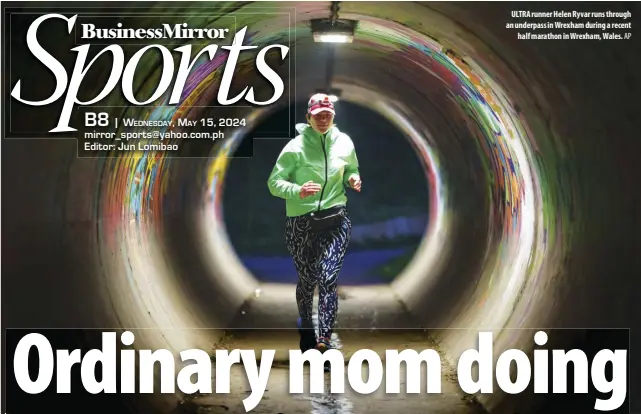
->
<box><xmin>267</xmin><ymin>123</ymin><xmax>360</xmax><ymax>217</ymax></box>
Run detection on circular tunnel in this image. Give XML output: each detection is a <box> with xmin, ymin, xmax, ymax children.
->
<box><xmin>4</xmin><ymin>2</ymin><xmax>640</xmax><ymax>414</ymax></box>
<box><xmin>223</xmin><ymin>100</ymin><xmax>432</xmax><ymax>286</ymax></box>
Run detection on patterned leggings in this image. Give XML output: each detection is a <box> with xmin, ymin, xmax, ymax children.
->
<box><xmin>285</xmin><ymin>209</ymin><xmax>352</xmax><ymax>341</ymax></box>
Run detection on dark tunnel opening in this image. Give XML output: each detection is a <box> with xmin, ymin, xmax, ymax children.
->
<box><xmin>223</xmin><ymin>100</ymin><xmax>431</xmax><ymax>285</ymax></box>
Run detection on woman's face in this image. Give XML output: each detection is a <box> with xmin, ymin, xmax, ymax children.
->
<box><xmin>309</xmin><ymin>111</ymin><xmax>334</xmax><ymax>134</ymax></box>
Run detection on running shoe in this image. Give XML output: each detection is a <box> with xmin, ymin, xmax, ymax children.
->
<box><xmin>297</xmin><ymin>318</ymin><xmax>317</xmax><ymax>352</ymax></box>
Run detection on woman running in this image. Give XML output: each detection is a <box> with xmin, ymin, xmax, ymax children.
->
<box><xmin>267</xmin><ymin>93</ymin><xmax>362</xmax><ymax>353</ymax></box>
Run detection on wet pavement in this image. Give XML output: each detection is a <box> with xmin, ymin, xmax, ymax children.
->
<box><xmin>180</xmin><ymin>284</ymin><xmax>486</xmax><ymax>414</ymax></box>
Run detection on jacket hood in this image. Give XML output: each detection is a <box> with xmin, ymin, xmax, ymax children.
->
<box><xmin>295</xmin><ymin>123</ymin><xmax>340</xmax><ymax>139</ymax></box>
<box><xmin>295</xmin><ymin>123</ymin><xmax>309</xmax><ymax>134</ymax></box>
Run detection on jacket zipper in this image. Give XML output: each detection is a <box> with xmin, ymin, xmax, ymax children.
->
<box><xmin>317</xmin><ymin>133</ymin><xmax>328</xmax><ymax>212</ymax></box>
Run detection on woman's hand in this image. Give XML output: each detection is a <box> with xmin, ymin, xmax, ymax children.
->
<box><xmin>348</xmin><ymin>175</ymin><xmax>362</xmax><ymax>192</ymax></box>
<box><xmin>300</xmin><ymin>181</ymin><xmax>322</xmax><ymax>198</ymax></box>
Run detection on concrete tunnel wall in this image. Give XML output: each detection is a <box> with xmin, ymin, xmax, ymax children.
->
<box><xmin>3</xmin><ymin>2</ymin><xmax>640</xmax><ymax>414</ymax></box>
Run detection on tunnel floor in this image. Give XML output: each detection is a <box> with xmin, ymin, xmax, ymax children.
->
<box><xmin>181</xmin><ymin>284</ymin><xmax>486</xmax><ymax>413</ymax></box>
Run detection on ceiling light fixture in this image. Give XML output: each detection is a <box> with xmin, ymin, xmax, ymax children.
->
<box><xmin>310</xmin><ymin>2</ymin><xmax>357</xmax><ymax>43</ymax></box>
